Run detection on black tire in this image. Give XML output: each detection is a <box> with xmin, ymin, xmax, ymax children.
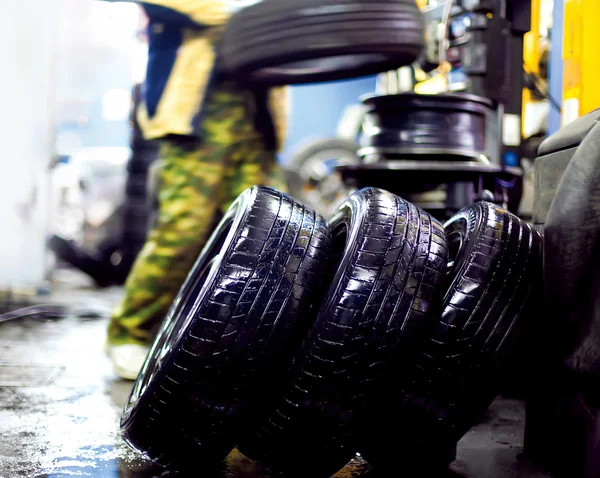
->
<box><xmin>97</xmin><ymin>235</ymin><xmax>124</xmax><ymax>263</ymax></box>
<box><xmin>125</xmin><ymin>177</ymin><xmax>148</xmax><ymax>199</ymax></box>
<box><xmin>122</xmin><ymin>238</ymin><xmax>146</xmax><ymax>254</ymax></box>
<box><xmin>360</xmin><ymin>202</ymin><xmax>543</xmax><ymax>468</ymax></box>
<box><xmin>123</xmin><ymin>204</ymin><xmax>150</xmax><ymax>222</ymax></box>
<box><xmin>220</xmin><ymin>0</ymin><xmax>425</xmax><ymax>86</ymax></box>
<box><xmin>122</xmin><ymin>229</ymin><xmax>149</xmax><ymax>244</ymax></box>
<box><xmin>127</xmin><ymin>148</ymin><xmax>160</xmax><ymax>175</ymax></box>
<box><xmin>130</xmin><ymin>84</ymin><xmax>160</xmax><ymax>151</ymax></box>
<box><xmin>122</xmin><ymin>197</ymin><xmax>150</xmax><ymax>212</ymax></box>
<box><xmin>48</xmin><ymin>235</ymin><xmax>121</xmax><ymax>287</ymax></box>
<box><xmin>123</xmin><ymin>222</ymin><xmax>150</xmax><ymax>240</ymax></box>
<box><xmin>96</xmin><ymin>238</ymin><xmax>133</xmax><ymax>284</ymax></box>
<box><xmin>122</xmin><ymin>213</ymin><xmax>149</xmax><ymax>229</ymax></box>
<box><xmin>242</xmin><ymin>187</ymin><xmax>448</xmax><ymax>476</ymax></box>
<box><xmin>122</xmin><ymin>200</ymin><xmax>151</xmax><ymax>239</ymax></box>
<box><xmin>121</xmin><ymin>186</ymin><xmax>331</xmax><ymax>470</ymax></box>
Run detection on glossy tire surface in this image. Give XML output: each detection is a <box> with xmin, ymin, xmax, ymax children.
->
<box><xmin>121</xmin><ymin>186</ymin><xmax>331</xmax><ymax>469</ymax></box>
<box><xmin>243</xmin><ymin>187</ymin><xmax>448</xmax><ymax>476</ymax></box>
<box><xmin>361</xmin><ymin>202</ymin><xmax>543</xmax><ymax>467</ymax></box>
<box><xmin>221</xmin><ymin>0</ymin><xmax>424</xmax><ymax>86</ymax></box>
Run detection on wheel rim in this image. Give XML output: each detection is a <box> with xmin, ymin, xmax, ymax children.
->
<box><xmin>289</xmin><ymin>149</ymin><xmax>357</xmax><ymax>216</ymax></box>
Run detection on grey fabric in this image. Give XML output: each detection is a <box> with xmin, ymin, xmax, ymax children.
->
<box><xmin>533</xmin><ymin>146</ymin><xmax>577</xmax><ymax>225</ymax></box>
<box><xmin>545</xmin><ymin>119</ymin><xmax>600</xmax><ymax>377</ymax></box>
<box><xmin>538</xmin><ymin>108</ymin><xmax>600</xmax><ymax>156</ymax></box>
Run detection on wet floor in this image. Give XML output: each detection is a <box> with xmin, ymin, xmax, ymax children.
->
<box><xmin>0</xmin><ymin>277</ymin><xmax>552</xmax><ymax>477</ymax></box>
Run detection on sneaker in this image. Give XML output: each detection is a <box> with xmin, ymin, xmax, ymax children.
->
<box><xmin>107</xmin><ymin>343</ymin><xmax>150</xmax><ymax>380</ymax></box>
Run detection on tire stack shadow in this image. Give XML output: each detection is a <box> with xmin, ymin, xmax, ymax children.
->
<box><xmin>119</xmin><ymin>185</ymin><xmax>543</xmax><ymax>477</ymax></box>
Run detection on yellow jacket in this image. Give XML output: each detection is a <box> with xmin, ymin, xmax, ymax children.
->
<box><xmin>136</xmin><ymin>0</ymin><xmax>288</xmax><ymax>149</ymax></box>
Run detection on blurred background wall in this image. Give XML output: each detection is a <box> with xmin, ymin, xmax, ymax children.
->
<box><xmin>280</xmin><ymin>76</ymin><xmax>377</xmax><ymax>163</ymax></box>
<box><xmin>0</xmin><ymin>0</ymin><xmax>146</xmax><ymax>290</ymax></box>
<box><xmin>0</xmin><ymin>0</ymin><xmax>62</xmax><ymax>289</ymax></box>
<box><xmin>0</xmin><ymin>0</ymin><xmax>376</xmax><ymax>290</ymax></box>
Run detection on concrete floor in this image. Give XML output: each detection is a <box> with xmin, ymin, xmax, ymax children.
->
<box><xmin>0</xmin><ymin>276</ymin><xmax>552</xmax><ymax>478</ymax></box>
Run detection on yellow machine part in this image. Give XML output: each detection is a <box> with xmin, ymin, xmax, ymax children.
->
<box><xmin>563</xmin><ymin>0</ymin><xmax>600</xmax><ymax>123</ymax></box>
<box><xmin>522</xmin><ymin>0</ymin><xmax>541</xmax><ymax>124</ymax></box>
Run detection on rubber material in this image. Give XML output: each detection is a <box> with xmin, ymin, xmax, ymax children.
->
<box><xmin>122</xmin><ymin>225</ymin><xmax>149</xmax><ymax>243</ymax></box>
<box><xmin>360</xmin><ymin>202</ymin><xmax>543</xmax><ymax>467</ymax></box>
<box><xmin>243</xmin><ymin>187</ymin><xmax>448</xmax><ymax>476</ymax></box>
<box><xmin>48</xmin><ymin>235</ymin><xmax>125</xmax><ymax>287</ymax></box>
<box><xmin>122</xmin><ymin>229</ymin><xmax>150</xmax><ymax>244</ymax></box>
<box><xmin>127</xmin><ymin>149</ymin><xmax>160</xmax><ymax>175</ymax></box>
<box><xmin>121</xmin><ymin>186</ymin><xmax>331</xmax><ymax>469</ymax></box>
<box><xmin>123</xmin><ymin>205</ymin><xmax>150</xmax><ymax>224</ymax></box>
<box><xmin>125</xmin><ymin>177</ymin><xmax>149</xmax><ymax>198</ymax></box>
<box><xmin>220</xmin><ymin>0</ymin><xmax>425</xmax><ymax>86</ymax></box>
<box><xmin>122</xmin><ymin>197</ymin><xmax>151</xmax><ymax>246</ymax></box>
<box><xmin>123</xmin><ymin>197</ymin><xmax>150</xmax><ymax>213</ymax></box>
<box><xmin>130</xmin><ymin>83</ymin><xmax>160</xmax><ymax>151</ymax></box>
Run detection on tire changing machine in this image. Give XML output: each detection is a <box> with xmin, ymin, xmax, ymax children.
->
<box><xmin>337</xmin><ymin>0</ymin><xmax>531</xmax><ymax>221</ymax></box>
<box><xmin>335</xmin><ymin>0</ymin><xmax>532</xmax><ymax>468</ymax></box>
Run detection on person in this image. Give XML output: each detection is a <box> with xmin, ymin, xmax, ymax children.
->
<box><xmin>106</xmin><ymin>0</ymin><xmax>288</xmax><ymax>380</ymax></box>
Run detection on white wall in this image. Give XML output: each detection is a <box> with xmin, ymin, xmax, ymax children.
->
<box><xmin>0</xmin><ymin>0</ymin><xmax>62</xmax><ymax>289</ymax></box>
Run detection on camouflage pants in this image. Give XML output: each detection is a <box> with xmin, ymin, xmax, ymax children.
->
<box><xmin>108</xmin><ymin>82</ymin><xmax>285</xmax><ymax>346</ymax></box>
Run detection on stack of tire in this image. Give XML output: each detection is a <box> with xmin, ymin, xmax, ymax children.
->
<box><xmin>120</xmin><ymin>84</ymin><xmax>160</xmax><ymax>273</ymax></box>
<box><xmin>49</xmin><ymin>85</ymin><xmax>160</xmax><ymax>287</ymax></box>
<box><xmin>121</xmin><ymin>185</ymin><xmax>542</xmax><ymax>475</ymax></box>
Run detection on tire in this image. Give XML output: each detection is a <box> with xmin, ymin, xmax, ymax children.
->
<box><xmin>125</xmin><ymin>177</ymin><xmax>149</xmax><ymax>199</ymax></box>
<box><xmin>360</xmin><ymin>201</ymin><xmax>543</xmax><ymax>468</ymax></box>
<box><xmin>220</xmin><ymin>0</ymin><xmax>425</xmax><ymax>86</ymax></box>
<box><xmin>242</xmin><ymin>187</ymin><xmax>448</xmax><ymax>476</ymax></box>
<box><xmin>48</xmin><ymin>235</ymin><xmax>121</xmax><ymax>287</ymax></box>
<box><xmin>127</xmin><ymin>148</ymin><xmax>160</xmax><ymax>175</ymax></box>
<box><xmin>122</xmin><ymin>229</ymin><xmax>149</xmax><ymax>244</ymax></box>
<box><xmin>122</xmin><ymin>238</ymin><xmax>146</xmax><ymax>254</ymax></box>
<box><xmin>96</xmin><ymin>237</ymin><xmax>133</xmax><ymax>284</ymax></box>
<box><xmin>122</xmin><ymin>213</ymin><xmax>149</xmax><ymax>228</ymax></box>
<box><xmin>130</xmin><ymin>83</ymin><xmax>160</xmax><ymax>151</ymax></box>
<box><xmin>284</xmin><ymin>138</ymin><xmax>359</xmax><ymax>218</ymax></box>
<box><xmin>123</xmin><ymin>219</ymin><xmax>150</xmax><ymax>239</ymax></box>
<box><xmin>121</xmin><ymin>186</ymin><xmax>331</xmax><ymax>470</ymax></box>
<box><xmin>123</xmin><ymin>203</ymin><xmax>150</xmax><ymax>221</ymax></box>
<box><xmin>97</xmin><ymin>235</ymin><xmax>125</xmax><ymax>265</ymax></box>
<box><xmin>123</xmin><ymin>197</ymin><xmax>150</xmax><ymax>212</ymax></box>
<box><xmin>122</xmin><ymin>200</ymin><xmax>151</xmax><ymax>238</ymax></box>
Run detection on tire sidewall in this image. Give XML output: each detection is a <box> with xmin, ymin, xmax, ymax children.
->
<box><xmin>318</xmin><ymin>191</ymin><xmax>368</xmax><ymax>331</ymax></box>
<box><xmin>121</xmin><ymin>187</ymin><xmax>257</xmax><ymax>433</ymax></box>
<box><xmin>442</xmin><ymin>203</ymin><xmax>482</xmax><ymax>304</ymax></box>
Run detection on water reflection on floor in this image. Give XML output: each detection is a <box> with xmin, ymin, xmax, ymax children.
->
<box><xmin>0</xmin><ymin>286</ymin><xmax>550</xmax><ymax>478</ymax></box>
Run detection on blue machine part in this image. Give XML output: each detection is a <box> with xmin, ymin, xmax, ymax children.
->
<box><xmin>503</xmin><ymin>151</ymin><xmax>519</xmax><ymax>167</ymax></box>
